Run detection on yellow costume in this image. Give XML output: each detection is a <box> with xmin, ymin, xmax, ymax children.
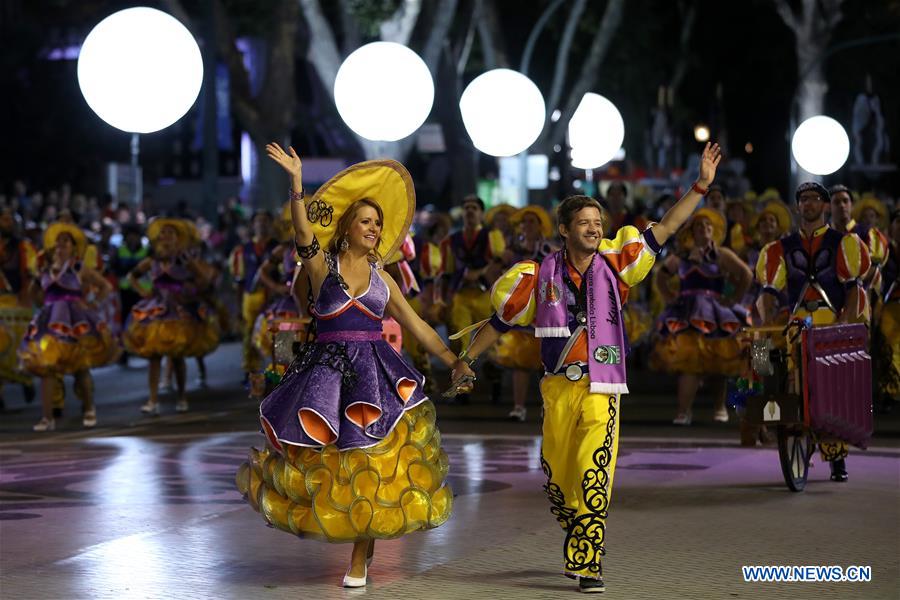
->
<box><xmin>483</xmin><ymin>224</ymin><xmax>658</xmax><ymax>579</ymax></box>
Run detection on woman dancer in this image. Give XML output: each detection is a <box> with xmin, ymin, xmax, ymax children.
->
<box><xmin>651</xmin><ymin>207</ymin><xmax>753</xmax><ymax>424</ymax></box>
<box><xmin>491</xmin><ymin>205</ymin><xmax>556</xmax><ymax>421</ymax></box>
<box><xmin>21</xmin><ymin>222</ymin><xmax>118</xmax><ymax>431</ymax></box>
<box><xmin>124</xmin><ymin>218</ymin><xmax>220</xmax><ymax>414</ymax></box>
<box><xmin>236</xmin><ymin>145</ymin><xmax>474</xmax><ymax>588</ymax></box>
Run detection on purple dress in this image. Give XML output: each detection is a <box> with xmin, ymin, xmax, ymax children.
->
<box><xmin>658</xmin><ymin>250</ymin><xmax>748</xmax><ymax>337</ymax></box>
<box><xmin>19</xmin><ymin>261</ymin><xmax>117</xmax><ymax>375</ymax></box>
<box><xmin>259</xmin><ymin>256</ymin><xmax>427</xmax><ymax>451</ymax></box>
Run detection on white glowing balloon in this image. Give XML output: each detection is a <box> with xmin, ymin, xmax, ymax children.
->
<box><xmin>567</xmin><ymin>93</ymin><xmax>624</xmax><ymax>169</ymax></box>
<box><xmin>77</xmin><ymin>7</ymin><xmax>203</xmax><ymax>134</ymax></box>
<box><xmin>334</xmin><ymin>42</ymin><xmax>434</xmax><ymax>142</ymax></box>
<box><xmin>459</xmin><ymin>69</ymin><xmax>546</xmax><ymax>157</ymax></box>
<box><xmin>791</xmin><ymin>116</ymin><xmax>850</xmax><ymax>175</ymax></box>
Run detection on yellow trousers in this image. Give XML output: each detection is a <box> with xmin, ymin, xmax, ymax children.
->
<box><xmin>448</xmin><ymin>288</ymin><xmax>493</xmax><ymax>352</ymax></box>
<box><xmin>540</xmin><ymin>375</ymin><xmax>620</xmax><ymax>580</ymax></box>
<box><xmin>241</xmin><ymin>290</ymin><xmax>268</xmax><ymax>372</ymax></box>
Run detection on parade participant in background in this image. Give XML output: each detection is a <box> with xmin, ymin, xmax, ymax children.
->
<box><xmin>829</xmin><ymin>185</ymin><xmax>889</xmax><ymax>292</ymax></box>
<box><xmin>229</xmin><ymin>210</ymin><xmax>279</xmax><ymax>382</ymax></box>
<box><xmin>123</xmin><ymin>218</ymin><xmax>220</xmax><ymax>415</ymax></box>
<box><xmin>605</xmin><ymin>181</ymin><xmax>648</xmax><ymax>233</ymax></box>
<box><xmin>403</xmin><ymin>214</ymin><xmax>451</xmax><ymax>394</ymax></box>
<box><xmin>21</xmin><ymin>222</ymin><xmax>118</xmax><ymax>431</ymax></box>
<box><xmin>251</xmin><ymin>203</ymin><xmax>304</xmax><ymax>378</ymax></box>
<box><xmin>0</xmin><ymin>207</ymin><xmax>36</xmax><ymax>407</ymax></box>
<box><xmin>110</xmin><ymin>223</ymin><xmax>149</xmax><ymax>366</ymax></box>
<box><xmin>450</xmin><ymin>143</ymin><xmax>722</xmax><ymax>593</ymax></box>
<box><xmin>875</xmin><ymin>209</ymin><xmax>900</xmax><ymax>414</ymax></box>
<box><xmin>441</xmin><ymin>195</ymin><xmax>505</xmax><ymax>401</ymax></box>
<box><xmin>651</xmin><ymin>206</ymin><xmax>753</xmax><ymax>425</ymax></box>
<box><xmin>491</xmin><ymin>205</ymin><xmax>556</xmax><ymax>422</ymax></box>
<box><xmin>484</xmin><ymin>203</ymin><xmax>516</xmax><ymax>280</ymax></box>
<box><xmin>237</xmin><ymin>145</ymin><xmax>472</xmax><ymax>588</ymax></box>
<box><xmin>756</xmin><ymin>182</ymin><xmax>871</xmax><ymax>482</ymax></box>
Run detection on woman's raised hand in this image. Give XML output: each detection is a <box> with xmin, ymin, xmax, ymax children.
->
<box><xmin>266</xmin><ymin>143</ymin><xmax>302</xmax><ymax>180</ymax></box>
<box><xmin>698</xmin><ymin>142</ymin><xmax>722</xmax><ymax>186</ymax></box>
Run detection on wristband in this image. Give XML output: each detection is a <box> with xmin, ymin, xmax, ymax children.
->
<box><xmin>289</xmin><ymin>188</ymin><xmax>304</xmax><ymax>202</ymax></box>
<box><xmin>458</xmin><ymin>350</ymin><xmax>478</xmax><ymax>367</ymax></box>
<box><xmin>692</xmin><ymin>182</ymin><xmax>709</xmax><ymax>195</ymax></box>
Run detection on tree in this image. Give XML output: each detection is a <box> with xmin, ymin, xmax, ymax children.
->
<box><xmin>774</xmin><ymin>0</ymin><xmax>845</xmax><ymax>181</ymax></box>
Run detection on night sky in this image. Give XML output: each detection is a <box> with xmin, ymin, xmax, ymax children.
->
<box><xmin>1</xmin><ymin>0</ymin><xmax>897</xmax><ymax>204</ymax></box>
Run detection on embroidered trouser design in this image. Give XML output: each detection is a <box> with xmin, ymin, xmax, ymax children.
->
<box><xmin>539</xmin><ymin>375</ymin><xmax>620</xmax><ymax>579</ymax></box>
<box><xmin>819</xmin><ymin>440</ymin><xmax>848</xmax><ymax>461</ymax></box>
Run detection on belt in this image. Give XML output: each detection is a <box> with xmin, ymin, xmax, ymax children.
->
<box><xmin>315</xmin><ymin>330</ymin><xmax>382</xmax><ymax>343</ymax></box>
<box><xmin>548</xmin><ymin>363</ymin><xmax>589</xmax><ymax>382</ymax></box>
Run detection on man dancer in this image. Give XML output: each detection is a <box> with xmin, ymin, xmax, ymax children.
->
<box><xmin>451</xmin><ymin>144</ymin><xmax>722</xmax><ymax>593</ymax></box>
<box><xmin>229</xmin><ymin>211</ymin><xmax>279</xmax><ymax>382</ymax></box>
<box><xmin>829</xmin><ymin>184</ymin><xmax>888</xmax><ymax>291</ymax></box>
<box><xmin>756</xmin><ymin>182</ymin><xmax>871</xmax><ymax>482</ymax></box>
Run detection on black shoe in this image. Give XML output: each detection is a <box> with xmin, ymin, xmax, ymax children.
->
<box><xmin>52</xmin><ymin>407</ymin><xmax>63</xmax><ymax>418</ymax></box>
<box><xmin>829</xmin><ymin>458</ymin><xmax>848</xmax><ymax>482</ymax></box>
<box><xmin>578</xmin><ymin>577</ymin><xmax>605</xmax><ymax>593</ymax></box>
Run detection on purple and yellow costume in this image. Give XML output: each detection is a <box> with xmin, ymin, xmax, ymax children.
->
<box><xmin>236</xmin><ymin>253</ymin><xmax>451</xmax><ymax>542</ymax></box>
<box><xmin>19</xmin><ymin>261</ymin><xmax>117</xmax><ymax>376</ymax></box>
<box><xmin>252</xmin><ymin>246</ymin><xmax>302</xmax><ymax>357</ymax></box>
<box><xmin>0</xmin><ymin>236</ymin><xmax>36</xmax><ymax>384</ymax></box>
<box><xmin>123</xmin><ymin>258</ymin><xmax>220</xmax><ymax>358</ymax></box>
<box><xmin>651</xmin><ymin>248</ymin><xmax>748</xmax><ymax>375</ymax></box>
<box><xmin>877</xmin><ymin>241</ymin><xmax>900</xmax><ymax>397</ymax></box>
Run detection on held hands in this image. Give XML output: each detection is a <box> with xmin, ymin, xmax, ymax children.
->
<box><xmin>266</xmin><ymin>143</ymin><xmax>303</xmax><ymax>181</ymax></box>
<box><xmin>449</xmin><ymin>359</ymin><xmax>476</xmax><ymax>394</ymax></box>
<box><xmin>698</xmin><ymin>142</ymin><xmax>722</xmax><ymax>187</ymax></box>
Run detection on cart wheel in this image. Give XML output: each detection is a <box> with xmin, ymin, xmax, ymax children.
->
<box><xmin>776</xmin><ymin>425</ymin><xmax>814</xmax><ymax>492</ymax></box>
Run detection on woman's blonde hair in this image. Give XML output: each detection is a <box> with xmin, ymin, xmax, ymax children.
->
<box><xmin>328</xmin><ymin>198</ymin><xmax>384</xmax><ymax>264</ymax></box>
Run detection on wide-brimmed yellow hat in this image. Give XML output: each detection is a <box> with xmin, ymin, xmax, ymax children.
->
<box><xmin>852</xmin><ymin>194</ymin><xmax>888</xmax><ymax>230</ymax></box>
<box><xmin>676</xmin><ymin>207</ymin><xmax>726</xmax><ymax>250</ymax></box>
<box><xmin>758</xmin><ymin>187</ymin><xmax>783</xmax><ymax>204</ymax></box>
<box><xmin>147</xmin><ymin>217</ymin><xmax>198</xmax><ymax>249</ymax></box>
<box><xmin>43</xmin><ymin>222</ymin><xmax>87</xmax><ymax>259</ymax></box>
<box><xmin>485</xmin><ymin>203</ymin><xmax>516</xmax><ymax>227</ymax></box>
<box><xmin>750</xmin><ymin>200</ymin><xmax>792</xmax><ymax>237</ymax></box>
<box><xmin>512</xmin><ymin>205</ymin><xmax>553</xmax><ymax>238</ymax></box>
<box><xmin>308</xmin><ymin>159</ymin><xmax>414</xmax><ymax>262</ymax></box>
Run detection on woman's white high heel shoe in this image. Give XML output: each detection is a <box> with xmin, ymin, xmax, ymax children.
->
<box><xmin>342</xmin><ymin>564</ymin><xmax>367</xmax><ymax>588</ymax></box>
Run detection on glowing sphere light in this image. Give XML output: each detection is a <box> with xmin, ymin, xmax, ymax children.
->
<box><xmin>791</xmin><ymin>116</ymin><xmax>850</xmax><ymax>175</ymax></box>
<box><xmin>334</xmin><ymin>42</ymin><xmax>434</xmax><ymax>142</ymax></box>
<box><xmin>77</xmin><ymin>7</ymin><xmax>203</xmax><ymax>134</ymax></box>
<box><xmin>459</xmin><ymin>69</ymin><xmax>546</xmax><ymax>157</ymax></box>
<box><xmin>567</xmin><ymin>93</ymin><xmax>624</xmax><ymax>169</ymax></box>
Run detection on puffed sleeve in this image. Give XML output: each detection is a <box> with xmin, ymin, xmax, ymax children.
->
<box><xmin>866</xmin><ymin>227</ymin><xmax>889</xmax><ymax>266</ymax></box>
<box><xmin>419</xmin><ymin>242</ymin><xmax>443</xmax><ymax>281</ymax></box>
<box><xmin>228</xmin><ymin>245</ymin><xmax>245</xmax><ymax>282</ymax></box>
<box><xmin>836</xmin><ymin>232</ymin><xmax>871</xmax><ymax>286</ymax></box>
<box><xmin>756</xmin><ymin>240</ymin><xmax>787</xmax><ymax>294</ymax></box>
<box><xmin>439</xmin><ymin>236</ymin><xmax>454</xmax><ymax>277</ymax></box>
<box><xmin>598</xmin><ymin>224</ymin><xmax>660</xmax><ymax>290</ymax></box>
<box><xmin>488</xmin><ymin>228</ymin><xmax>506</xmax><ymax>258</ymax></box>
<box><xmin>20</xmin><ymin>240</ymin><xmax>38</xmax><ymax>276</ymax></box>
<box><xmin>488</xmin><ymin>260</ymin><xmax>538</xmax><ymax>333</ymax></box>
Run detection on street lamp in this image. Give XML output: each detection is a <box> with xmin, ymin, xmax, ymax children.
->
<box><xmin>334</xmin><ymin>42</ymin><xmax>434</xmax><ymax>142</ymax></box>
<box><xmin>77</xmin><ymin>7</ymin><xmax>203</xmax><ymax>203</ymax></box>
<box><xmin>459</xmin><ymin>69</ymin><xmax>546</xmax><ymax>157</ymax></box>
<box><xmin>693</xmin><ymin>124</ymin><xmax>711</xmax><ymax>143</ymax></box>
<box><xmin>567</xmin><ymin>93</ymin><xmax>625</xmax><ymax>169</ymax></box>
<box><xmin>791</xmin><ymin>116</ymin><xmax>849</xmax><ymax>176</ymax></box>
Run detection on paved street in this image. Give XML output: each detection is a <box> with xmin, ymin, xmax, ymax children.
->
<box><xmin>1</xmin><ymin>343</ymin><xmax>899</xmax><ymax>599</ymax></box>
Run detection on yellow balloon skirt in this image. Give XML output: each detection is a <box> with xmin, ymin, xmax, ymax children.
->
<box><xmin>649</xmin><ymin>330</ymin><xmax>745</xmax><ymax>376</ymax></box>
<box><xmin>19</xmin><ymin>326</ymin><xmax>118</xmax><ymax>377</ymax></box>
<box><xmin>235</xmin><ymin>401</ymin><xmax>452</xmax><ymax>543</ymax></box>
<box><xmin>0</xmin><ymin>296</ymin><xmax>32</xmax><ymax>383</ymax></box>
<box><xmin>124</xmin><ymin>306</ymin><xmax>220</xmax><ymax>359</ymax></box>
<box><xmin>493</xmin><ymin>329</ymin><xmax>542</xmax><ymax>370</ymax></box>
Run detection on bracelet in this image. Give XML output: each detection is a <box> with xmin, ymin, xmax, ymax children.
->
<box><xmin>295</xmin><ymin>236</ymin><xmax>320</xmax><ymax>260</ymax></box>
<box><xmin>457</xmin><ymin>350</ymin><xmax>478</xmax><ymax>367</ymax></box>
<box><xmin>289</xmin><ymin>188</ymin><xmax>304</xmax><ymax>202</ymax></box>
<box><xmin>692</xmin><ymin>181</ymin><xmax>709</xmax><ymax>195</ymax></box>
